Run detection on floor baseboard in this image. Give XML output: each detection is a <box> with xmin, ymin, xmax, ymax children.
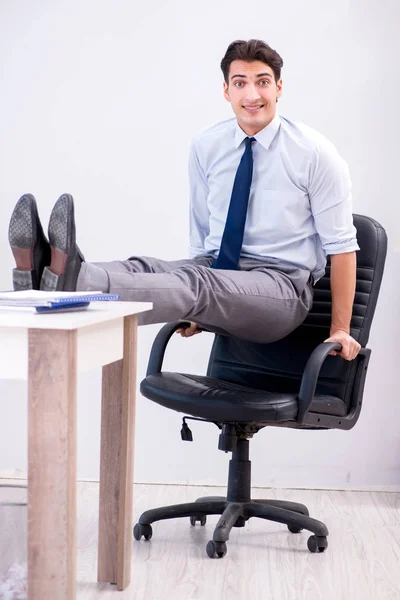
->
<box><xmin>1</xmin><ymin>475</ymin><xmax>399</xmax><ymax>493</ymax></box>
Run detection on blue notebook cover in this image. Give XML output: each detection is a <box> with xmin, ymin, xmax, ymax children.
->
<box><xmin>39</xmin><ymin>294</ymin><xmax>120</xmax><ymax>306</ymax></box>
<box><xmin>36</xmin><ymin>301</ymin><xmax>92</xmax><ymax>313</ymax></box>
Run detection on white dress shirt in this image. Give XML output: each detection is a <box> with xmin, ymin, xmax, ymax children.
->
<box><xmin>188</xmin><ymin>113</ymin><xmax>359</xmax><ymax>283</ymax></box>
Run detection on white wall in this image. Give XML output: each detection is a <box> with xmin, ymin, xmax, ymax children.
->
<box><xmin>0</xmin><ymin>0</ymin><xmax>399</xmax><ymax>490</ymax></box>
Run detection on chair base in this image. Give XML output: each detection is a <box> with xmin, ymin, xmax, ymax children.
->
<box><xmin>133</xmin><ymin>494</ymin><xmax>329</xmax><ymax>557</ymax></box>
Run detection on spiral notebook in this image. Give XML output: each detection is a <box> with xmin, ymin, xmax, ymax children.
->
<box><xmin>0</xmin><ymin>290</ymin><xmax>120</xmax><ymax>313</ymax></box>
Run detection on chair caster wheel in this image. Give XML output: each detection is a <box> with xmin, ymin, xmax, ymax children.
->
<box><xmin>288</xmin><ymin>524</ymin><xmax>303</xmax><ymax>534</ymax></box>
<box><xmin>133</xmin><ymin>523</ymin><xmax>153</xmax><ymax>541</ymax></box>
<box><xmin>190</xmin><ymin>515</ymin><xmax>207</xmax><ymax>526</ymax></box>
<box><xmin>206</xmin><ymin>540</ymin><xmax>227</xmax><ymax>558</ymax></box>
<box><xmin>307</xmin><ymin>535</ymin><xmax>328</xmax><ymax>553</ymax></box>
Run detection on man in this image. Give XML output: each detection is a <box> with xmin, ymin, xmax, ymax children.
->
<box><xmin>8</xmin><ymin>39</ymin><xmax>361</xmax><ymax>360</ymax></box>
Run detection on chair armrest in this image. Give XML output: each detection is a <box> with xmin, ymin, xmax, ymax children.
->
<box><xmin>297</xmin><ymin>344</ymin><xmax>370</xmax><ymax>423</ymax></box>
<box><xmin>296</xmin><ymin>341</ymin><xmax>342</xmax><ymax>422</ymax></box>
<box><xmin>146</xmin><ymin>321</ymin><xmax>189</xmax><ymax>375</ymax></box>
<box><xmin>146</xmin><ymin>321</ymin><xmax>211</xmax><ymax>376</ymax></box>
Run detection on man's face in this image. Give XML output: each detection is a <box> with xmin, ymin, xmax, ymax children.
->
<box><xmin>224</xmin><ymin>60</ymin><xmax>282</xmax><ymax>136</ymax></box>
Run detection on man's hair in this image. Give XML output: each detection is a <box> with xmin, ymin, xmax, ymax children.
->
<box><xmin>221</xmin><ymin>39</ymin><xmax>283</xmax><ymax>84</ymax></box>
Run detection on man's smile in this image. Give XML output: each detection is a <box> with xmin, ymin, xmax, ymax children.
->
<box><xmin>243</xmin><ymin>105</ymin><xmax>265</xmax><ymax>113</ymax></box>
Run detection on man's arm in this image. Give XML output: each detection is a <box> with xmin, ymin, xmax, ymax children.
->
<box><xmin>324</xmin><ymin>251</ymin><xmax>361</xmax><ymax>360</ymax></box>
<box><xmin>307</xmin><ymin>138</ymin><xmax>361</xmax><ymax>360</ymax></box>
<box><xmin>177</xmin><ymin>139</ymin><xmax>210</xmax><ymax>338</ymax></box>
<box><xmin>188</xmin><ymin>140</ymin><xmax>210</xmax><ymax>258</ymax></box>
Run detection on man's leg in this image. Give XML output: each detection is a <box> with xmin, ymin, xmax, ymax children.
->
<box><xmin>77</xmin><ymin>256</ymin><xmax>313</xmax><ymax>343</ymax></box>
<box><xmin>76</xmin><ymin>254</ymin><xmax>213</xmax><ymax>292</ymax></box>
<box><xmin>17</xmin><ymin>194</ymin><xmax>313</xmax><ymax>343</ymax></box>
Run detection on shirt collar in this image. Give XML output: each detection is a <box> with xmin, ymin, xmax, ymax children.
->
<box><xmin>234</xmin><ymin>112</ymin><xmax>281</xmax><ymax>150</ymax></box>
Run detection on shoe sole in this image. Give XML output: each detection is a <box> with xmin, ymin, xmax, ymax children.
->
<box><xmin>8</xmin><ymin>194</ymin><xmax>38</xmax><ymax>270</ymax></box>
<box><xmin>48</xmin><ymin>193</ymin><xmax>75</xmax><ymax>276</ymax></box>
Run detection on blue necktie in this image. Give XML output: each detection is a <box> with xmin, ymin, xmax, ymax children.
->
<box><xmin>212</xmin><ymin>136</ymin><xmax>255</xmax><ymax>270</ymax></box>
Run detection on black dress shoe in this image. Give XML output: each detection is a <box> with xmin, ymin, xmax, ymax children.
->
<box><xmin>8</xmin><ymin>194</ymin><xmax>51</xmax><ymax>290</ymax></box>
<box><xmin>40</xmin><ymin>194</ymin><xmax>84</xmax><ymax>292</ymax></box>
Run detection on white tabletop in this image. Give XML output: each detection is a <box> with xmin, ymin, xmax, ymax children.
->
<box><xmin>0</xmin><ymin>301</ymin><xmax>153</xmax><ymax>379</ymax></box>
<box><xmin>0</xmin><ymin>301</ymin><xmax>152</xmax><ymax>330</ymax></box>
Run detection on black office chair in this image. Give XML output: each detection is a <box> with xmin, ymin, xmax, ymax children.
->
<box><xmin>134</xmin><ymin>214</ymin><xmax>387</xmax><ymax>558</ymax></box>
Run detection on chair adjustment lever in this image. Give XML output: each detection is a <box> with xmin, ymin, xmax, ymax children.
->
<box><xmin>181</xmin><ymin>419</ymin><xmax>193</xmax><ymax>442</ymax></box>
<box><xmin>180</xmin><ymin>416</ymin><xmax>219</xmax><ymax>442</ymax></box>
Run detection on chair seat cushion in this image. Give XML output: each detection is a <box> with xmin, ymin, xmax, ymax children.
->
<box><xmin>140</xmin><ymin>372</ymin><xmax>348</xmax><ymax>423</ymax></box>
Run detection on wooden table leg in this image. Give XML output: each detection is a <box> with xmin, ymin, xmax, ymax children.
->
<box><xmin>28</xmin><ymin>329</ymin><xmax>77</xmax><ymax>600</ymax></box>
<box><xmin>98</xmin><ymin>315</ymin><xmax>138</xmax><ymax>590</ymax></box>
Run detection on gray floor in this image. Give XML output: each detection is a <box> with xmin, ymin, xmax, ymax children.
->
<box><xmin>0</xmin><ymin>480</ymin><xmax>400</xmax><ymax>599</ymax></box>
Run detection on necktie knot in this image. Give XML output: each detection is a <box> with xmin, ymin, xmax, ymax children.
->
<box><xmin>245</xmin><ymin>137</ymin><xmax>256</xmax><ymax>148</ymax></box>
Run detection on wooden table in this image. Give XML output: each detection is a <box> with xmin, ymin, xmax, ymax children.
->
<box><xmin>0</xmin><ymin>300</ymin><xmax>152</xmax><ymax>599</ymax></box>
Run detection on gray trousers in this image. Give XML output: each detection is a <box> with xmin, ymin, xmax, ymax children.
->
<box><xmin>77</xmin><ymin>254</ymin><xmax>314</xmax><ymax>344</ymax></box>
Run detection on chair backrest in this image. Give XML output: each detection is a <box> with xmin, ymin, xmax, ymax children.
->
<box><xmin>207</xmin><ymin>215</ymin><xmax>388</xmax><ymax>410</ymax></box>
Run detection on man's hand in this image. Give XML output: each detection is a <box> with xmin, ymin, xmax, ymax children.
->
<box><xmin>176</xmin><ymin>322</ymin><xmax>203</xmax><ymax>338</ymax></box>
<box><xmin>324</xmin><ymin>329</ymin><xmax>361</xmax><ymax>361</ymax></box>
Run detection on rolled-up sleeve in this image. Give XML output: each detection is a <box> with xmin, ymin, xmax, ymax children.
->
<box><xmin>188</xmin><ymin>140</ymin><xmax>210</xmax><ymax>258</ymax></box>
<box><xmin>308</xmin><ymin>139</ymin><xmax>360</xmax><ymax>256</ymax></box>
